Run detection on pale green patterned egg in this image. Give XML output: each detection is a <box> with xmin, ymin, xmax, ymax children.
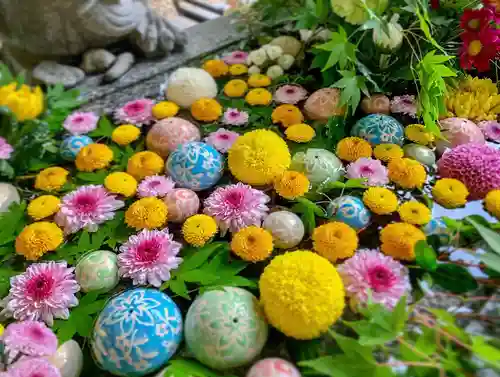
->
<box><xmin>75</xmin><ymin>250</ymin><xmax>119</xmax><ymax>293</ymax></box>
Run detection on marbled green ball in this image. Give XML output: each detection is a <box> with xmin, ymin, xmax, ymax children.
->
<box><xmin>75</xmin><ymin>250</ymin><xmax>119</xmax><ymax>293</ymax></box>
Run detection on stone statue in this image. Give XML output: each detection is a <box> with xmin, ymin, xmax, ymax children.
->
<box><xmin>0</xmin><ymin>0</ymin><xmax>187</xmax><ymax>86</ymax></box>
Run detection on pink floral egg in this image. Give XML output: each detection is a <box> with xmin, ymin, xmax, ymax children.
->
<box><xmin>163</xmin><ymin>188</ymin><xmax>200</xmax><ymax>223</ymax></box>
<box><xmin>437</xmin><ymin>117</ymin><xmax>485</xmax><ymax>153</ymax></box>
<box><xmin>146</xmin><ymin>117</ymin><xmax>201</xmax><ymax>158</ymax></box>
<box><xmin>246</xmin><ymin>358</ymin><xmax>301</xmax><ymax>377</ymax></box>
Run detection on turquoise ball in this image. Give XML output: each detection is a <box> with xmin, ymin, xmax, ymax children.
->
<box><xmin>351</xmin><ymin>114</ymin><xmax>404</xmax><ymax>146</ymax></box>
<box><xmin>60</xmin><ymin>135</ymin><xmax>93</xmax><ymax>161</ymax></box>
<box><xmin>422</xmin><ymin>218</ymin><xmax>454</xmax><ymax>245</ymax></box>
<box><xmin>91</xmin><ymin>288</ymin><xmax>182</xmax><ymax>376</ymax></box>
<box><xmin>327</xmin><ymin>195</ymin><xmax>371</xmax><ymax>230</ymax></box>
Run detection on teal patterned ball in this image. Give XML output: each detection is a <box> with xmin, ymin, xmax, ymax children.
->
<box><xmin>60</xmin><ymin>135</ymin><xmax>93</xmax><ymax>161</ymax></box>
<box><xmin>327</xmin><ymin>195</ymin><xmax>371</xmax><ymax>231</ymax></box>
<box><xmin>351</xmin><ymin>114</ymin><xmax>404</xmax><ymax>146</ymax></box>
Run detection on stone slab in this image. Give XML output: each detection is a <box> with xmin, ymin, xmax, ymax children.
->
<box><xmin>176</xmin><ymin>1</ymin><xmax>221</xmax><ymax>21</ymax></box>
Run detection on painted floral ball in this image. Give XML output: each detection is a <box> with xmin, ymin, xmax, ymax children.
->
<box><xmin>91</xmin><ymin>288</ymin><xmax>182</xmax><ymax>377</ymax></box>
<box><xmin>304</xmin><ymin>88</ymin><xmax>345</xmax><ymax>121</ymax></box>
<box><xmin>75</xmin><ymin>250</ymin><xmax>119</xmax><ymax>293</ymax></box>
<box><xmin>422</xmin><ymin>218</ymin><xmax>455</xmax><ymax>245</ymax></box>
<box><xmin>60</xmin><ymin>135</ymin><xmax>93</xmax><ymax>161</ymax></box>
<box><xmin>163</xmin><ymin>188</ymin><xmax>200</xmax><ymax>223</ymax></box>
<box><xmin>0</xmin><ymin>183</ymin><xmax>20</xmax><ymax>213</ymax></box>
<box><xmin>436</xmin><ymin>117</ymin><xmax>485</xmax><ymax>154</ymax></box>
<box><xmin>327</xmin><ymin>195</ymin><xmax>371</xmax><ymax>231</ymax></box>
<box><xmin>246</xmin><ymin>358</ymin><xmax>301</xmax><ymax>377</ymax></box>
<box><xmin>146</xmin><ymin>117</ymin><xmax>201</xmax><ymax>158</ymax></box>
<box><xmin>184</xmin><ymin>287</ymin><xmax>269</xmax><ymax>370</ymax></box>
<box><xmin>290</xmin><ymin>148</ymin><xmax>344</xmax><ymax>187</ymax></box>
<box><xmin>403</xmin><ymin>144</ymin><xmax>436</xmax><ymax>166</ymax></box>
<box><xmin>166</xmin><ymin>142</ymin><xmax>224</xmax><ymax>191</ymax></box>
<box><xmin>262</xmin><ymin>211</ymin><xmax>304</xmax><ymax>249</ymax></box>
<box><xmin>351</xmin><ymin>114</ymin><xmax>404</xmax><ymax>145</ymax></box>
<box><xmin>165</xmin><ymin>67</ymin><xmax>218</xmax><ymax>108</ymax></box>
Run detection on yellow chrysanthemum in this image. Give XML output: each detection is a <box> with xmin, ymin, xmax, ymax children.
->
<box><xmin>112</xmin><ymin>125</ymin><xmax>141</xmax><ymax>146</ymax></box>
<box><xmin>285</xmin><ymin>123</ymin><xmax>316</xmax><ymax>143</ymax></box>
<box><xmin>27</xmin><ymin>195</ymin><xmax>60</xmax><ymax>221</ymax></box>
<box><xmin>312</xmin><ymin>222</ymin><xmax>358</xmax><ymax>262</ymax></box>
<box><xmin>380</xmin><ymin>222</ymin><xmax>426</xmax><ymax>261</ymax></box>
<box><xmin>231</xmin><ymin>226</ymin><xmax>273</xmax><ymax>262</ymax></box>
<box><xmin>484</xmin><ymin>189</ymin><xmax>500</xmax><ymax>219</ymax></box>
<box><xmin>397</xmin><ymin>201</ymin><xmax>431</xmax><ymax>225</ymax></box>
<box><xmin>363</xmin><ymin>187</ymin><xmax>399</xmax><ymax>215</ymax></box>
<box><xmin>191</xmin><ymin>98</ymin><xmax>223</xmax><ymax>122</ymax></box>
<box><xmin>245</xmin><ymin>88</ymin><xmax>273</xmax><ymax>106</ymax></box>
<box><xmin>248</xmin><ymin>74</ymin><xmax>271</xmax><ymax>88</ymax></box>
<box><xmin>388</xmin><ymin>158</ymin><xmax>426</xmax><ymax>189</ymax></box>
<box><xmin>224</xmin><ymin>79</ymin><xmax>248</xmax><ymax>98</ymax></box>
<box><xmin>259</xmin><ymin>250</ymin><xmax>345</xmax><ymax>340</ymax></box>
<box><xmin>182</xmin><ymin>214</ymin><xmax>218</xmax><ymax>247</ymax></box>
<box><xmin>125</xmin><ymin>197</ymin><xmax>168</xmax><ymax>230</ymax></box>
<box><xmin>405</xmin><ymin>124</ymin><xmax>435</xmax><ymax>145</ymax></box>
<box><xmin>432</xmin><ymin>178</ymin><xmax>469</xmax><ymax>209</ymax></box>
<box><xmin>0</xmin><ymin>83</ymin><xmax>44</xmax><ymax>122</ymax></box>
<box><xmin>272</xmin><ymin>105</ymin><xmax>304</xmax><ymax>128</ymax></box>
<box><xmin>273</xmin><ymin>171</ymin><xmax>310</xmax><ymax>199</ymax></box>
<box><xmin>152</xmin><ymin>101</ymin><xmax>179</xmax><ymax>119</ymax></box>
<box><xmin>104</xmin><ymin>172</ymin><xmax>138</xmax><ymax>197</ymax></box>
<box><xmin>15</xmin><ymin>222</ymin><xmax>63</xmax><ymax>261</ymax></box>
<box><xmin>127</xmin><ymin>151</ymin><xmax>164</xmax><ymax>180</ymax></box>
<box><xmin>373</xmin><ymin>144</ymin><xmax>404</xmax><ymax>162</ymax></box>
<box><xmin>75</xmin><ymin>143</ymin><xmax>114</xmax><ymax>172</ymax></box>
<box><xmin>336</xmin><ymin>137</ymin><xmax>373</xmax><ymax>162</ymax></box>
<box><xmin>0</xmin><ymin>324</ymin><xmax>4</xmax><ymax>336</ymax></box>
<box><xmin>229</xmin><ymin>64</ymin><xmax>248</xmax><ymax>76</ymax></box>
<box><xmin>228</xmin><ymin>129</ymin><xmax>291</xmax><ymax>186</ymax></box>
<box><xmin>202</xmin><ymin>59</ymin><xmax>229</xmax><ymax>78</ymax></box>
<box><xmin>34</xmin><ymin>167</ymin><xmax>69</xmax><ymax>192</ymax></box>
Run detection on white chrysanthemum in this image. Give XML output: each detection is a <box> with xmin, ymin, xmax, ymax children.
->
<box><xmin>248</xmin><ymin>49</ymin><xmax>268</xmax><ymax>66</ymax></box>
<box><xmin>266</xmin><ymin>65</ymin><xmax>284</xmax><ymax>80</ymax></box>
<box><xmin>248</xmin><ymin>65</ymin><xmax>261</xmax><ymax>75</ymax></box>
<box><xmin>278</xmin><ymin>54</ymin><xmax>295</xmax><ymax>70</ymax></box>
<box><xmin>263</xmin><ymin>44</ymin><xmax>283</xmax><ymax>60</ymax></box>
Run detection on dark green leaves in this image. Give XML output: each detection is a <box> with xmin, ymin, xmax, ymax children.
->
<box><xmin>316</xmin><ymin>26</ymin><xmax>356</xmax><ymax>71</ymax></box>
<box><xmin>333</xmin><ymin>71</ymin><xmax>368</xmax><ymax>115</ymax></box>
<box><xmin>162</xmin><ymin>358</ymin><xmax>237</xmax><ymax>377</ymax></box>
<box><xmin>89</xmin><ymin>116</ymin><xmax>114</xmax><ymax>138</ymax></box>
<box><xmin>76</xmin><ymin>170</ymin><xmax>107</xmax><ymax>185</ymax></box>
<box><xmin>0</xmin><ymin>201</ymin><xmax>28</xmax><ymax>246</ymax></box>
<box><xmin>415</xmin><ymin>240</ymin><xmax>437</xmax><ymax>271</ymax></box>
<box><xmin>45</xmin><ymin>84</ymin><xmax>85</xmax><ymax>111</ymax></box>
<box><xmin>466</xmin><ymin>217</ymin><xmax>500</xmax><ymax>274</ymax></box>
<box><xmin>430</xmin><ymin>264</ymin><xmax>478</xmax><ymax>293</ymax></box>
<box><xmin>291</xmin><ymin>198</ymin><xmax>325</xmax><ymax>235</ymax></box>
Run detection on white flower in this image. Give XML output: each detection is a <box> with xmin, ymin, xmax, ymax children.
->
<box><xmin>299</xmin><ymin>28</ymin><xmax>331</xmax><ymax>42</ymax></box>
<box><xmin>373</xmin><ymin>14</ymin><xmax>404</xmax><ymax>52</ymax></box>
<box><xmin>248</xmin><ymin>49</ymin><xmax>268</xmax><ymax>66</ymax></box>
<box><xmin>278</xmin><ymin>54</ymin><xmax>295</xmax><ymax>70</ymax></box>
<box><xmin>266</xmin><ymin>65</ymin><xmax>284</xmax><ymax>80</ymax></box>
<box><xmin>248</xmin><ymin>65</ymin><xmax>261</xmax><ymax>75</ymax></box>
<box><xmin>263</xmin><ymin>45</ymin><xmax>283</xmax><ymax>61</ymax></box>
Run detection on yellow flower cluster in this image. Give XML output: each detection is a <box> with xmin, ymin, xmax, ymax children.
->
<box><xmin>224</xmin><ymin>79</ymin><xmax>248</xmax><ymax>98</ymax></box>
<box><xmin>432</xmin><ymin>178</ymin><xmax>469</xmax><ymax>209</ymax></box>
<box><xmin>245</xmin><ymin>88</ymin><xmax>273</xmax><ymax>106</ymax></box>
<box><xmin>127</xmin><ymin>151</ymin><xmax>164</xmax><ymax>180</ymax></box>
<box><xmin>380</xmin><ymin>222</ymin><xmax>426</xmax><ymax>261</ymax></box>
<box><xmin>336</xmin><ymin>137</ymin><xmax>372</xmax><ymax>162</ymax></box>
<box><xmin>112</xmin><ymin>125</ymin><xmax>141</xmax><ymax>146</ymax></box>
<box><xmin>229</xmin><ymin>64</ymin><xmax>248</xmax><ymax>76</ymax></box>
<box><xmin>202</xmin><ymin>59</ymin><xmax>229</xmax><ymax>78</ymax></box>
<box><xmin>104</xmin><ymin>172</ymin><xmax>138</xmax><ymax>197</ymax></box>
<box><xmin>285</xmin><ymin>123</ymin><xmax>316</xmax><ymax>143</ymax></box>
<box><xmin>75</xmin><ymin>144</ymin><xmax>114</xmax><ymax>172</ymax></box>
<box><xmin>397</xmin><ymin>201</ymin><xmax>431</xmax><ymax>225</ymax></box>
<box><xmin>363</xmin><ymin>187</ymin><xmax>398</xmax><ymax>215</ymax></box>
<box><xmin>0</xmin><ymin>83</ymin><xmax>44</xmax><ymax>121</ymax></box>
<box><xmin>312</xmin><ymin>222</ymin><xmax>358</xmax><ymax>262</ymax></box>
<box><xmin>125</xmin><ymin>197</ymin><xmax>168</xmax><ymax>230</ymax></box>
<box><xmin>152</xmin><ymin>101</ymin><xmax>179</xmax><ymax>119</ymax></box>
<box><xmin>484</xmin><ymin>190</ymin><xmax>500</xmax><ymax>219</ymax></box>
<box><xmin>182</xmin><ymin>214</ymin><xmax>218</xmax><ymax>247</ymax></box>
<box><xmin>248</xmin><ymin>74</ymin><xmax>271</xmax><ymax>88</ymax></box>
<box><xmin>35</xmin><ymin>167</ymin><xmax>69</xmax><ymax>192</ymax></box>
<box><xmin>373</xmin><ymin>144</ymin><xmax>404</xmax><ymax>162</ymax></box>
<box><xmin>15</xmin><ymin>222</ymin><xmax>63</xmax><ymax>261</ymax></box>
<box><xmin>388</xmin><ymin>158</ymin><xmax>426</xmax><ymax>189</ymax></box>
<box><xmin>231</xmin><ymin>226</ymin><xmax>273</xmax><ymax>262</ymax></box>
<box><xmin>272</xmin><ymin>105</ymin><xmax>304</xmax><ymax>128</ymax></box>
<box><xmin>273</xmin><ymin>171</ymin><xmax>310</xmax><ymax>199</ymax></box>
<box><xmin>27</xmin><ymin>195</ymin><xmax>60</xmax><ymax>221</ymax></box>
<box><xmin>191</xmin><ymin>98</ymin><xmax>222</xmax><ymax>122</ymax></box>
<box><xmin>405</xmin><ymin>124</ymin><xmax>435</xmax><ymax>145</ymax></box>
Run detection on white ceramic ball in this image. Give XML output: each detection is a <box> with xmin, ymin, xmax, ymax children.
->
<box><xmin>262</xmin><ymin>211</ymin><xmax>304</xmax><ymax>249</ymax></box>
<box><xmin>165</xmin><ymin>68</ymin><xmax>218</xmax><ymax>108</ymax></box>
<box><xmin>47</xmin><ymin>340</ymin><xmax>83</xmax><ymax>377</ymax></box>
<box><xmin>0</xmin><ymin>183</ymin><xmax>20</xmax><ymax>213</ymax></box>
<box><xmin>246</xmin><ymin>358</ymin><xmax>301</xmax><ymax>377</ymax></box>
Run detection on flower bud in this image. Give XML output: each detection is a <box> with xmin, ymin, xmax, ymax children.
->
<box><xmin>373</xmin><ymin>14</ymin><xmax>404</xmax><ymax>52</ymax></box>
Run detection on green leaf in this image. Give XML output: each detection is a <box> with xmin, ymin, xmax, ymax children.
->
<box><xmin>81</xmin><ymin>300</ymin><xmax>107</xmax><ymax>315</ymax></box>
<box><xmin>466</xmin><ymin>217</ymin><xmax>500</xmax><ymax>255</ymax></box>
<box><xmin>316</xmin><ymin>26</ymin><xmax>356</xmax><ymax>71</ymax></box>
<box><xmin>301</xmin><ymin>209</ymin><xmax>316</xmax><ymax>235</ymax></box>
<box><xmin>329</xmin><ymin>332</ymin><xmax>376</xmax><ymax>362</ymax></box>
<box><xmin>163</xmin><ymin>359</ymin><xmax>229</xmax><ymax>377</ymax></box>
<box><xmin>392</xmin><ymin>296</ymin><xmax>408</xmax><ymax>333</ymax></box>
<box><xmin>431</xmin><ymin>264</ymin><xmax>478</xmax><ymax>293</ymax></box>
<box><xmin>78</xmin><ymin>231</ymin><xmax>92</xmax><ymax>251</ymax></box>
<box><xmin>89</xmin><ymin>116</ymin><xmax>114</xmax><ymax>138</ymax></box>
<box><xmin>0</xmin><ymin>64</ymin><xmax>14</xmax><ymax>86</ymax></box>
<box><xmin>471</xmin><ymin>336</ymin><xmax>500</xmax><ymax>368</ymax></box>
<box><xmin>299</xmin><ymin>356</ymin><xmax>340</xmax><ymax>377</ymax></box>
<box><xmin>75</xmin><ymin>314</ymin><xmax>94</xmax><ymax>338</ymax></box>
<box><xmin>343</xmin><ymin>320</ymin><xmax>396</xmax><ymax>346</ymax></box>
<box><xmin>333</xmin><ymin>72</ymin><xmax>365</xmax><ymax>115</ymax></box>
<box><xmin>208</xmin><ymin>276</ymin><xmax>257</xmax><ymax>289</ymax></box>
<box><xmin>182</xmin><ymin>269</ymin><xmax>219</xmax><ymax>284</ymax></box>
<box><xmin>76</xmin><ymin>171</ymin><xmax>107</xmax><ymax>184</ymax></box>
<box><xmin>169</xmin><ymin>279</ymin><xmax>190</xmax><ymax>299</ymax></box>
<box><xmin>0</xmin><ymin>160</ymin><xmax>15</xmax><ymax>179</ymax></box>
<box><xmin>415</xmin><ymin>240</ymin><xmax>438</xmax><ymax>271</ymax></box>
<box><xmin>178</xmin><ymin>243</ymin><xmax>226</xmax><ymax>273</ymax></box>
<box><xmin>53</xmin><ymin>319</ymin><xmax>77</xmax><ymax>344</ymax></box>
<box><xmin>344</xmin><ymin>178</ymin><xmax>367</xmax><ymax>188</ymax></box>
<box><xmin>480</xmin><ymin>252</ymin><xmax>500</xmax><ymax>274</ymax></box>
<box><xmin>0</xmin><ymin>268</ymin><xmax>19</xmax><ymax>298</ymax></box>
<box><xmin>296</xmin><ymin>197</ymin><xmax>325</xmax><ymax>217</ymax></box>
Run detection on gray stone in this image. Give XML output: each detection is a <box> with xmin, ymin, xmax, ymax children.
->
<box><xmin>103</xmin><ymin>52</ymin><xmax>135</xmax><ymax>83</ymax></box>
<box><xmin>81</xmin><ymin>49</ymin><xmax>116</xmax><ymax>74</ymax></box>
<box><xmin>32</xmin><ymin>61</ymin><xmax>85</xmax><ymax>87</ymax></box>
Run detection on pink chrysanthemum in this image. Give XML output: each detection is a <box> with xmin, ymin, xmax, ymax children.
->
<box><xmin>346</xmin><ymin>157</ymin><xmax>389</xmax><ymax>186</ymax></box>
<box><xmin>204</xmin><ymin>128</ymin><xmax>240</xmax><ymax>153</ymax></box>
<box><xmin>55</xmin><ymin>185</ymin><xmax>124</xmax><ymax>234</ymax></box>
<box><xmin>114</xmin><ymin>99</ymin><xmax>155</xmax><ymax>126</ymax></box>
<box><xmin>1</xmin><ymin>262</ymin><xmax>79</xmax><ymax>326</ymax></box>
<box><xmin>338</xmin><ymin>249</ymin><xmax>411</xmax><ymax>310</ymax></box>
<box><xmin>274</xmin><ymin>85</ymin><xmax>308</xmax><ymax>104</ymax></box>
<box><xmin>390</xmin><ymin>95</ymin><xmax>417</xmax><ymax>117</ymax></box>
<box><xmin>7</xmin><ymin>358</ymin><xmax>61</xmax><ymax>377</ymax></box>
<box><xmin>0</xmin><ymin>137</ymin><xmax>13</xmax><ymax>160</ymax></box>
<box><xmin>478</xmin><ymin>121</ymin><xmax>500</xmax><ymax>142</ymax></box>
<box><xmin>203</xmin><ymin>182</ymin><xmax>270</xmax><ymax>235</ymax></box>
<box><xmin>222</xmin><ymin>51</ymin><xmax>249</xmax><ymax>65</ymax></box>
<box><xmin>3</xmin><ymin>321</ymin><xmax>57</xmax><ymax>359</ymax></box>
<box><xmin>437</xmin><ymin>143</ymin><xmax>500</xmax><ymax>199</ymax></box>
<box><xmin>62</xmin><ymin>111</ymin><xmax>98</xmax><ymax>135</ymax></box>
<box><xmin>137</xmin><ymin>175</ymin><xmax>175</xmax><ymax>198</ymax></box>
<box><xmin>118</xmin><ymin>228</ymin><xmax>182</xmax><ymax>287</ymax></box>
<box><xmin>223</xmin><ymin>108</ymin><xmax>249</xmax><ymax>126</ymax></box>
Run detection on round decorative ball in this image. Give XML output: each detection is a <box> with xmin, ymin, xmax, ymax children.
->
<box><xmin>75</xmin><ymin>250</ymin><xmax>119</xmax><ymax>293</ymax></box>
<box><xmin>262</xmin><ymin>211</ymin><xmax>304</xmax><ymax>249</ymax></box>
<box><xmin>326</xmin><ymin>195</ymin><xmax>371</xmax><ymax>231</ymax></box>
<box><xmin>403</xmin><ymin>144</ymin><xmax>436</xmax><ymax>166</ymax></box>
<box><xmin>304</xmin><ymin>88</ymin><xmax>345</xmax><ymax>121</ymax></box>
<box><xmin>60</xmin><ymin>135</ymin><xmax>93</xmax><ymax>161</ymax></box>
<box><xmin>422</xmin><ymin>218</ymin><xmax>455</xmax><ymax>245</ymax></box>
<box><xmin>91</xmin><ymin>288</ymin><xmax>182</xmax><ymax>377</ymax></box>
<box><xmin>163</xmin><ymin>188</ymin><xmax>200</xmax><ymax>223</ymax></box>
<box><xmin>0</xmin><ymin>183</ymin><xmax>20</xmax><ymax>213</ymax></box>
<box><xmin>146</xmin><ymin>118</ymin><xmax>201</xmax><ymax>158</ymax></box>
<box><xmin>246</xmin><ymin>358</ymin><xmax>301</xmax><ymax>377</ymax></box>
<box><xmin>290</xmin><ymin>148</ymin><xmax>344</xmax><ymax>187</ymax></box>
<box><xmin>351</xmin><ymin>114</ymin><xmax>404</xmax><ymax>146</ymax></box>
<box><xmin>48</xmin><ymin>340</ymin><xmax>83</xmax><ymax>377</ymax></box>
<box><xmin>436</xmin><ymin>117</ymin><xmax>485</xmax><ymax>154</ymax></box>
<box><xmin>269</xmin><ymin>36</ymin><xmax>302</xmax><ymax>57</ymax></box>
<box><xmin>184</xmin><ymin>287</ymin><xmax>268</xmax><ymax>370</ymax></box>
<box><xmin>166</xmin><ymin>142</ymin><xmax>224</xmax><ymax>191</ymax></box>
<box><xmin>360</xmin><ymin>94</ymin><xmax>390</xmax><ymax>115</ymax></box>
<box><xmin>165</xmin><ymin>67</ymin><xmax>218</xmax><ymax>108</ymax></box>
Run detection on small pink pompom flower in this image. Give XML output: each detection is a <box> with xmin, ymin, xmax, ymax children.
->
<box><xmin>274</xmin><ymin>85</ymin><xmax>308</xmax><ymax>104</ymax></box>
<box><xmin>223</xmin><ymin>51</ymin><xmax>249</xmax><ymax>65</ymax></box>
<box><xmin>137</xmin><ymin>175</ymin><xmax>175</xmax><ymax>198</ymax></box>
<box><xmin>114</xmin><ymin>99</ymin><xmax>155</xmax><ymax>126</ymax></box>
<box><xmin>390</xmin><ymin>95</ymin><xmax>417</xmax><ymax>117</ymax></box>
<box><xmin>63</xmin><ymin>111</ymin><xmax>98</xmax><ymax>135</ymax></box>
<box><xmin>223</xmin><ymin>108</ymin><xmax>249</xmax><ymax>126</ymax></box>
<box><xmin>478</xmin><ymin>121</ymin><xmax>500</xmax><ymax>142</ymax></box>
<box><xmin>346</xmin><ymin>157</ymin><xmax>389</xmax><ymax>186</ymax></box>
<box><xmin>0</xmin><ymin>137</ymin><xmax>14</xmax><ymax>160</ymax></box>
<box><xmin>7</xmin><ymin>358</ymin><xmax>62</xmax><ymax>377</ymax></box>
<box><xmin>3</xmin><ymin>321</ymin><xmax>58</xmax><ymax>359</ymax></box>
<box><xmin>204</xmin><ymin>128</ymin><xmax>240</xmax><ymax>153</ymax></box>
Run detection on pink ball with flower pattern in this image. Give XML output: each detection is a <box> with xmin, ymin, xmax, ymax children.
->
<box><xmin>163</xmin><ymin>188</ymin><xmax>200</xmax><ymax>223</ymax></box>
<box><xmin>146</xmin><ymin>117</ymin><xmax>201</xmax><ymax>158</ymax></box>
<box><xmin>246</xmin><ymin>358</ymin><xmax>301</xmax><ymax>377</ymax></box>
<box><xmin>437</xmin><ymin>118</ymin><xmax>485</xmax><ymax>153</ymax></box>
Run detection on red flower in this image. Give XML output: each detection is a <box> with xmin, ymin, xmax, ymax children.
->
<box><xmin>460</xmin><ymin>8</ymin><xmax>494</xmax><ymax>33</ymax></box>
<box><xmin>430</xmin><ymin>0</ymin><xmax>439</xmax><ymax>9</ymax></box>
<box><xmin>460</xmin><ymin>28</ymin><xmax>499</xmax><ymax>72</ymax></box>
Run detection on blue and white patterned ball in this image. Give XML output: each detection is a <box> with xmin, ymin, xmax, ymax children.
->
<box><xmin>422</xmin><ymin>218</ymin><xmax>454</xmax><ymax>245</ymax></box>
<box><xmin>60</xmin><ymin>135</ymin><xmax>93</xmax><ymax>161</ymax></box>
<box><xmin>91</xmin><ymin>288</ymin><xmax>183</xmax><ymax>377</ymax></box>
<box><xmin>351</xmin><ymin>114</ymin><xmax>404</xmax><ymax>146</ymax></box>
<box><xmin>166</xmin><ymin>142</ymin><xmax>224</xmax><ymax>191</ymax></box>
<box><xmin>327</xmin><ymin>195</ymin><xmax>371</xmax><ymax>231</ymax></box>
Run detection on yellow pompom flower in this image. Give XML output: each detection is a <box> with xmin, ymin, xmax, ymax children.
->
<box><xmin>125</xmin><ymin>197</ymin><xmax>168</xmax><ymax>230</ymax></box>
<box><xmin>224</xmin><ymin>79</ymin><xmax>248</xmax><ymax>98</ymax></box>
<box><xmin>231</xmin><ymin>226</ymin><xmax>273</xmax><ymax>262</ymax></box>
<box><xmin>273</xmin><ymin>171</ymin><xmax>310</xmax><ymax>199</ymax></box>
<box><xmin>336</xmin><ymin>137</ymin><xmax>373</xmax><ymax>162</ymax></box>
<box><xmin>272</xmin><ymin>105</ymin><xmax>304</xmax><ymax>128</ymax></box>
<box><xmin>229</xmin><ymin>64</ymin><xmax>248</xmax><ymax>76</ymax></box>
<box><xmin>260</xmin><ymin>250</ymin><xmax>345</xmax><ymax>340</ymax></box>
<box><xmin>0</xmin><ymin>83</ymin><xmax>44</xmax><ymax>121</ymax></box>
<box><xmin>388</xmin><ymin>158</ymin><xmax>426</xmax><ymax>189</ymax></box>
<box><xmin>0</xmin><ymin>324</ymin><xmax>4</xmax><ymax>336</ymax></box>
<box><xmin>182</xmin><ymin>214</ymin><xmax>218</xmax><ymax>247</ymax></box>
<box><xmin>312</xmin><ymin>222</ymin><xmax>358</xmax><ymax>262</ymax></box>
<box><xmin>191</xmin><ymin>98</ymin><xmax>223</xmax><ymax>122</ymax></box>
<box><xmin>112</xmin><ymin>125</ymin><xmax>141</xmax><ymax>146</ymax></box>
<box><xmin>152</xmin><ymin>101</ymin><xmax>179</xmax><ymax>119</ymax></box>
<box><xmin>202</xmin><ymin>59</ymin><xmax>229</xmax><ymax>78</ymax></box>
<box><xmin>228</xmin><ymin>129</ymin><xmax>291</xmax><ymax>186</ymax></box>
<box><xmin>405</xmin><ymin>124</ymin><xmax>435</xmax><ymax>145</ymax></box>
<box><xmin>15</xmin><ymin>222</ymin><xmax>63</xmax><ymax>261</ymax></box>
<box><xmin>27</xmin><ymin>195</ymin><xmax>61</xmax><ymax>221</ymax></box>
<box><xmin>432</xmin><ymin>178</ymin><xmax>469</xmax><ymax>209</ymax></box>
<box><xmin>104</xmin><ymin>172</ymin><xmax>138</xmax><ymax>197</ymax></box>
<box><xmin>484</xmin><ymin>190</ymin><xmax>500</xmax><ymax>219</ymax></box>
<box><xmin>380</xmin><ymin>222</ymin><xmax>426</xmax><ymax>261</ymax></box>
<box><xmin>248</xmin><ymin>74</ymin><xmax>272</xmax><ymax>88</ymax></box>
<box><xmin>127</xmin><ymin>151</ymin><xmax>164</xmax><ymax>180</ymax></box>
<box><xmin>35</xmin><ymin>167</ymin><xmax>69</xmax><ymax>192</ymax></box>
<box><xmin>245</xmin><ymin>88</ymin><xmax>273</xmax><ymax>106</ymax></box>
<box><xmin>75</xmin><ymin>143</ymin><xmax>114</xmax><ymax>172</ymax></box>
<box><xmin>397</xmin><ymin>201</ymin><xmax>431</xmax><ymax>225</ymax></box>
<box><xmin>363</xmin><ymin>187</ymin><xmax>398</xmax><ymax>215</ymax></box>
<box><xmin>373</xmin><ymin>144</ymin><xmax>404</xmax><ymax>162</ymax></box>
<box><xmin>285</xmin><ymin>123</ymin><xmax>316</xmax><ymax>143</ymax></box>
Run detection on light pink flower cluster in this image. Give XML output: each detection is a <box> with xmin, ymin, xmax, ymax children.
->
<box><xmin>223</xmin><ymin>108</ymin><xmax>249</xmax><ymax>126</ymax></box>
<box><xmin>204</xmin><ymin>128</ymin><xmax>240</xmax><ymax>153</ymax></box>
<box><xmin>137</xmin><ymin>175</ymin><xmax>175</xmax><ymax>198</ymax></box>
<box><xmin>346</xmin><ymin>157</ymin><xmax>388</xmax><ymax>186</ymax></box>
<box><xmin>114</xmin><ymin>99</ymin><xmax>154</xmax><ymax>126</ymax></box>
<box><xmin>222</xmin><ymin>51</ymin><xmax>249</xmax><ymax>65</ymax></box>
<box><xmin>390</xmin><ymin>95</ymin><xmax>417</xmax><ymax>117</ymax></box>
<box><xmin>274</xmin><ymin>85</ymin><xmax>308</xmax><ymax>104</ymax></box>
<box><xmin>6</xmin><ymin>358</ymin><xmax>61</xmax><ymax>377</ymax></box>
<box><xmin>0</xmin><ymin>137</ymin><xmax>13</xmax><ymax>160</ymax></box>
<box><xmin>478</xmin><ymin>121</ymin><xmax>500</xmax><ymax>142</ymax></box>
<box><xmin>3</xmin><ymin>321</ymin><xmax>57</xmax><ymax>360</ymax></box>
<box><xmin>63</xmin><ymin>111</ymin><xmax>98</xmax><ymax>135</ymax></box>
